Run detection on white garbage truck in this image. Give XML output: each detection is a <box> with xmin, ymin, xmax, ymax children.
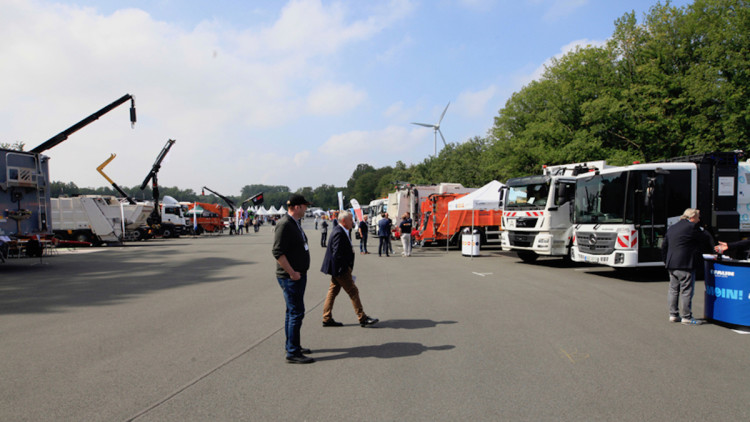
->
<box><xmin>51</xmin><ymin>195</ymin><xmax>154</xmax><ymax>244</ymax></box>
<box><xmin>501</xmin><ymin>161</ymin><xmax>610</xmax><ymax>262</ymax></box>
<box><xmin>571</xmin><ymin>152</ymin><xmax>750</xmax><ymax>267</ymax></box>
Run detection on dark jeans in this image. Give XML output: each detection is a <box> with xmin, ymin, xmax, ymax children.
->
<box><xmin>360</xmin><ymin>235</ymin><xmax>368</xmax><ymax>253</ymax></box>
<box><xmin>379</xmin><ymin>236</ymin><xmax>389</xmax><ymax>256</ymax></box>
<box><xmin>277</xmin><ymin>275</ymin><xmax>307</xmax><ymax>357</ymax></box>
<box><xmin>321</xmin><ymin>232</ymin><xmax>327</xmax><ymax>247</ymax></box>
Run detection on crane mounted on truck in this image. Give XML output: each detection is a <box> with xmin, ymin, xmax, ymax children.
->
<box><xmin>2</xmin><ymin>94</ymin><xmax>136</xmax><ymax>258</ymax></box>
<box><xmin>139</xmin><ymin>139</ymin><xmax>183</xmax><ymax>238</ymax></box>
<box><xmin>500</xmin><ymin>161</ymin><xmax>610</xmax><ymax>263</ymax></box>
<box><xmin>571</xmin><ymin>151</ymin><xmax>750</xmax><ymax>267</ymax></box>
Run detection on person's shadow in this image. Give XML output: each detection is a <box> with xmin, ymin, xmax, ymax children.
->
<box><xmin>313</xmin><ymin>342</ymin><xmax>455</xmax><ymax>361</ymax></box>
<box><xmin>373</xmin><ymin>319</ymin><xmax>457</xmax><ymax>329</ymax></box>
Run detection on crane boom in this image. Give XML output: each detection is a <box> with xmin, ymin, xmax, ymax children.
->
<box><xmin>96</xmin><ymin>154</ymin><xmax>136</xmax><ymax>205</ymax></box>
<box><xmin>31</xmin><ymin>94</ymin><xmax>136</xmax><ymax>154</ymax></box>
<box><xmin>202</xmin><ymin>186</ymin><xmax>236</xmax><ymax>213</ymax></box>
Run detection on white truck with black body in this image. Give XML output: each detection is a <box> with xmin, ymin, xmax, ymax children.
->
<box><xmin>571</xmin><ymin>151</ymin><xmax>750</xmax><ymax>267</ymax></box>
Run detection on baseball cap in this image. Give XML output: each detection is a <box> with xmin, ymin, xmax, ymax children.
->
<box><xmin>287</xmin><ymin>194</ymin><xmax>312</xmax><ymax>206</ymax></box>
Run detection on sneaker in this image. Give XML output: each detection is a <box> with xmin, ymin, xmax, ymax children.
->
<box><xmin>669</xmin><ymin>316</ymin><xmax>680</xmax><ymax>323</ymax></box>
<box><xmin>681</xmin><ymin>318</ymin><xmax>704</xmax><ymax>326</ymax></box>
<box><xmin>286</xmin><ymin>354</ymin><xmax>315</xmax><ymax>364</ymax></box>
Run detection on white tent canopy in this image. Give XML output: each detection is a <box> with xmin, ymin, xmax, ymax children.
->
<box><xmin>277</xmin><ymin>206</ymin><xmax>287</xmax><ymax>215</ymax></box>
<box><xmin>267</xmin><ymin>206</ymin><xmax>278</xmax><ymax>215</ymax></box>
<box><xmin>447</xmin><ymin>180</ymin><xmax>506</xmax><ymax>211</ymax></box>
<box><xmin>255</xmin><ymin>206</ymin><xmax>268</xmax><ymax>216</ymax></box>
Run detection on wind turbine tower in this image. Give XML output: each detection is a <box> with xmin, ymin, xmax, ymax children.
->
<box><xmin>412</xmin><ymin>102</ymin><xmax>450</xmax><ymax>157</ymax></box>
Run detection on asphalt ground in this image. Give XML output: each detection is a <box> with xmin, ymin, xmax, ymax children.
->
<box><xmin>1</xmin><ymin>221</ymin><xmax>749</xmax><ymax>421</ymax></box>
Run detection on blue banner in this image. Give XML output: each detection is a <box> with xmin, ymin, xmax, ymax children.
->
<box><xmin>704</xmin><ymin>260</ymin><xmax>750</xmax><ymax>327</ymax></box>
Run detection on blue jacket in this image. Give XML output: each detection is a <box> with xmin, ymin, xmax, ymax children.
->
<box><xmin>321</xmin><ymin>225</ymin><xmax>354</xmax><ymax>276</ymax></box>
<box><xmin>377</xmin><ymin>218</ymin><xmax>391</xmax><ymax>237</ymax></box>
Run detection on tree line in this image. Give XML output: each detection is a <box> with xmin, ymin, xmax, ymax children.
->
<box><xmin>18</xmin><ymin>0</ymin><xmax>750</xmax><ymax>210</ymax></box>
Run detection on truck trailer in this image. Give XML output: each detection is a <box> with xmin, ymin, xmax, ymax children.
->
<box><xmin>571</xmin><ymin>152</ymin><xmax>749</xmax><ymax>267</ymax></box>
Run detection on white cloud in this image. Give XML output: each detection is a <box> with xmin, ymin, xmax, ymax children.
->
<box><xmin>319</xmin><ymin>126</ymin><xmax>423</xmax><ymax>159</ymax></box>
<box><xmin>455</xmin><ymin>85</ymin><xmax>497</xmax><ymax>118</ymax></box>
<box><xmin>0</xmin><ymin>0</ymin><xmax>412</xmax><ymax>193</ymax></box>
<box><xmin>306</xmin><ymin>82</ymin><xmax>367</xmax><ymax>116</ymax></box>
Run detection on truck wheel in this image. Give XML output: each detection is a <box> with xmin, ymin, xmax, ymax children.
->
<box><xmin>562</xmin><ymin>247</ymin><xmax>573</xmax><ymax>265</ymax></box>
<box><xmin>75</xmin><ymin>232</ymin><xmax>91</xmax><ymax>244</ymax></box>
<box><xmin>517</xmin><ymin>251</ymin><xmax>538</xmax><ymax>263</ymax></box>
<box><xmin>162</xmin><ymin>227</ymin><xmax>173</xmax><ymax>238</ymax></box>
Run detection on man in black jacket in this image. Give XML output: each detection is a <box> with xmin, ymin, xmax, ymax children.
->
<box><xmin>662</xmin><ymin>208</ymin><xmax>713</xmax><ymax>326</ymax></box>
<box><xmin>320</xmin><ymin>211</ymin><xmax>379</xmax><ymax>328</ymax></box>
<box><xmin>273</xmin><ymin>194</ymin><xmax>314</xmax><ymax>363</ymax></box>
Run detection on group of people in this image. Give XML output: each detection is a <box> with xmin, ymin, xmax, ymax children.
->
<box><xmin>662</xmin><ymin>207</ymin><xmax>749</xmax><ymax>326</ymax></box>
<box><xmin>318</xmin><ymin>212</ymin><xmax>415</xmax><ymax>258</ymax></box>
<box><xmin>272</xmin><ymin>194</ymin><xmax>379</xmax><ymax>364</ymax></box>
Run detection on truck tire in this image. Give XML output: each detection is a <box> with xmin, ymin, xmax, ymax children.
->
<box><xmin>75</xmin><ymin>232</ymin><xmax>92</xmax><ymax>244</ymax></box>
<box><xmin>517</xmin><ymin>251</ymin><xmax>538</xmax><ymax>263</ymax></box>
<box><xmin>161</xmin><ymin>227</ymin><xmax>173</xmax><ymax>238</ymax></box>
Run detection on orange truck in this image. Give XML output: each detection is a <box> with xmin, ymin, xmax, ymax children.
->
<box><xmin>185</xmin><ymin>202</ymin><xmax>230</xmax><ymax>234</ymax></box>
<box><xmin>414</xmin><ymin>193</ymin><xmax>502</xmax><ymax>246</ymax></box>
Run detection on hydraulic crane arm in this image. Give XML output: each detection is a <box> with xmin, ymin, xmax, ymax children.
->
<box><xmin>202</xmin><ymin>186</ymin><xmax>236</xmax><ymax>213</ymax></box>
<box><xmin>96</xmin><ymin>154</ymin><xmax>136</xmax><ymax>205</ymax></box>
<box><xmin>141</xmin><ymin>139</ymin><xmax>175</xmax><ymax>190</ymax></box>
<box><xmin>141</xmin><ymin>139</ymin><xmax>176</xmax><ymax>226</ymax></box>
<box><xmin>31</xmin><ymin>94</ymin><xmax>136</xmax><ymax>154</ymax></box>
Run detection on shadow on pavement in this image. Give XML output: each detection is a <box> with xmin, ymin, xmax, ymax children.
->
<box><xmin>374</xmin><ymin>319</ymin><xmax>457</xmax><ymax>329</ymax></box>
<box><xmin>0</xmin><ymin>253</ymin><xmax>252</xmax><ymax>315</ymax></box>
<box><xmin>312</xmin><ymin>342</ymin><xmax>455</xmax><ymax>361</ymax></box>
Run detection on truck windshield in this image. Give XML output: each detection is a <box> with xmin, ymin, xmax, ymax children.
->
<box><xmin>505</xmin><ymin>183</ymin><xmax>549</xmax><ymax>210</ymax></box>
<box><xmin>575</xmin><ymin>171</ymin><xmax>627</xmax><ymax>223</ymax></box>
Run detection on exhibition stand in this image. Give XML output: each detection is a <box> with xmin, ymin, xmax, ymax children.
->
<box><xmin>703</xmin><ymin>255</ymin><xmax>750</xmax><ymax>328</ymax></box>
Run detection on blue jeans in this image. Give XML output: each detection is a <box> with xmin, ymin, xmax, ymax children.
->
<box><xmin>360</xmin><ymin>235</ymin><xmax>368</xmax><ymax>253</ymax></box>
<box><xmin>277</xmin><ymin>275</ymin><xmax>307</xmax><ymax>357</ymax></box>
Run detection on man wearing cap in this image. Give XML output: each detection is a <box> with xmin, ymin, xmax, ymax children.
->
<box><xmin>272</xmin><ymin>194</ymin><xmax>314</xmax><ymax>363</ymax></box>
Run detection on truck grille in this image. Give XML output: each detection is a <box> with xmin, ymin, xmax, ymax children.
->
<box><xmin>515</xmin><ymin>217</ymin><xmax>538</xmax><ymax>228</ymax></box>
<box><xmin>508</xmin><ymin>231</ymin><xmax>538</xmax><ymax>247</ymax></box>
<box><xmin>576</xmin><ymin>232</ymin><xmax>616</xmax><ymax>255</ymax></box>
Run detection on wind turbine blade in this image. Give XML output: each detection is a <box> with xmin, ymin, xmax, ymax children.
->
<box><xmin>438</xmin><ymin>102</ymin><xmax>450</xmax><ymax>125</ymax></box>
<box><xmin>438</xmin><ymin>128</ymin><xmax>447</xmax><ymax>146</ymax></box>
<box><xmin>411</xmin><ymin>122</ymin><xmax>435</xmax><ymax>128</ymax></box>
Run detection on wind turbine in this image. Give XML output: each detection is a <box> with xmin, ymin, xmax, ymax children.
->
<box><xmin>412</xmin><ymin>102</ymin><xmax>450</xmax><ymax>157</ymax></box>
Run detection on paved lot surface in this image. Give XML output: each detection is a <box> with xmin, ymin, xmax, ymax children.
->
<box><xmin>1</xmin><ymin>221</ymin><xmax>749</xmax><ymax>421</ymax></box>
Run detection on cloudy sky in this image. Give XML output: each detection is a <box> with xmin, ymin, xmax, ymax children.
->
<box><xmin>1</xmin><ymin>0</ymin><xmax>691</xmax><ymax>196</ymax></box>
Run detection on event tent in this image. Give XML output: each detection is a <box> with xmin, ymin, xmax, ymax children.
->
<box><xmin>447</xmin><ymin>180</ymin><xmax>505</xmax><ymax>211</ymax></box>
<box><xmin>446</xmin><ymin>180</ymin><xmax>506</xmax><ymax>254</ymax></box>
<box><xmin>267</xmin><ymin>206</ymin><xmax>278</xmax><ymax>215</ymax></box>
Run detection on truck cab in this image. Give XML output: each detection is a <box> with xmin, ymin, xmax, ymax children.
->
<box><xmin>501</xmin><ymin>161</ymin><xmax>608</xmax><ymax>262</ymax></box>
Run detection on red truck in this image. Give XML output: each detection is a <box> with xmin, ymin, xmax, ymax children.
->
<box><xmin>414</xmin><ymin>193</ymin><xmax>503</xmax><ymax>246</ymax></box>
<box><xmin>185</xmin><ymin>202</ymin><xmax>230</xmax><ymax>234</ymax></box>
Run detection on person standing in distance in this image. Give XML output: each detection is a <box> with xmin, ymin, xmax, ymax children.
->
<box><xmin>358</xmin><ymin>215</ymin><xmax>369</xmax><ymax>254</ymax></box>
<box><xmin>662</xmin><ymin>208</ymin><xmax>713</xmax><ymax>326</ymax></box>
<box><xmin>377</xmin><ymin>213</ymin><xmax>390</xmax><ymax>257</ymax></box>
<box><xmin>320</xmin><ymin>218</ymin><xmax>329</xmax><ymax>247</ymax></box>
<box><xmin>272</xmin><ymin>194</ymin><xmax>314</xmax><ymax>363</ymax></box>
<box><xmin>399</xmin><ymin>212</ymin><xmax>413</xmax><ymax>257</ymax></box>
<box><xmin>321</xmin><ymin>211</ymin><xmax>379</xmax><ymax>327</ymax></box>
